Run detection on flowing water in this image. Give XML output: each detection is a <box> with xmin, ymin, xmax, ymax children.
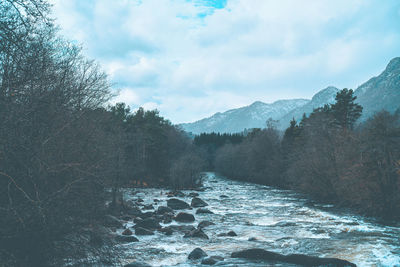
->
<box><xmin>118</xmin><ymin>172</ymin><xmax>400</xmax><ymax>266</ymax></box>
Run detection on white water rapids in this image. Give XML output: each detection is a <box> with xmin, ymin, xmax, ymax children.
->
<box><xmin>117</xmin><ymin>172</ymin><xmax>400</xmax><ymax>266</ymax></box>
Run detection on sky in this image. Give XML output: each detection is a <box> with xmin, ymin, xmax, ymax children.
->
<box><xmin>51</xmin><ymin>0</ymin><xmax>400</xmax><ymax>123</ymax></box>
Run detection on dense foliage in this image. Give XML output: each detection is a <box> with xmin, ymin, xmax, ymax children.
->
<box><xmin>0</xmin><ymin>1</ymin><xmax>203</xmax><ymax>265</ymax></box>
<box><xmin>194</xmin><ymin>132</ymin><xmax>244</xmax><ymax>169</ymax></box>
<box><xmin>213</xmin><ymin>89</ymin><xmax>400</xmax><ymax>220</ymax></box>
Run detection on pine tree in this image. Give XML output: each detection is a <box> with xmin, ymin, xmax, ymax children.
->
<box><xmin>331</xmin><ymin>88</ymin><xmax>363</xmax><ymax>130</ymax></box>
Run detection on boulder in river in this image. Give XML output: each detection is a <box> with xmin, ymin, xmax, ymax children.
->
<box><xmin>196</xmin><ymin>208</ymin><xmax>213</xmax><ymax>214</ymax></box>
<box><xmin>231</xmin><ymin>248</ymin><xmax>288</xmax><ymax>261</ymax></box>
<box><xmin>201</xmin><ymin>257</ymin><xmax>217</xmax><ymax>265</ymax></box>
<box><xmin>156</xmin><ymin>206</ymin><xmax>173</xmax><ymax>215</ymax></box>
<box><xmin>167</xmin><ymin>198</ymin><xmax>190</xmax><ymax>210</ymax></box>
<box><xmin>135</xmin><ymin>227</ymin><xmax>154</xmax><ymax>235</ymax></box>
<box><xmin>184</xmin><ymin>228</ymin><xmax>209</xmax><ymax>239</ymax></box>
<box><xmin>124</xmin><ymin>261</ymin><xmax>152</xmax><ymax>267</ymax></box>
<box><xmin>115</xmin><ymin>235</ymin><xmax>139</xmax><ymax>243</ymax></box>
<box><xmin>123</xmin><ymin>202</ymin><xmax>143</xmax><ymax>217</ymax></box>
<box><xmin>139</xmin><ymin>211</ymin><xmax>154</xmax><ymax>219</ymax></box>
<box><xmin>174</xmin><ymin>212</ymin><xmax>195</xmax><ymax>222</ymax></box>
<box><xmin>285</xmin><ymin>254</ymin><xmax>357</xmax><ymax>267</ymax></box>
<box><xmin>122</xmin><ymin>228</ymin><xmax>133</xmax><ymax>235</ymax></box>
<box><xmin>219</xmin><ymin>195</ymin><xmax>228</xmax><ymax>198</ymax></box>
<box><xmin>231</xmin><ymin>248</ymin><xmax>357</xmax><ymax>267</ymax></box>
<box><xmin>188</xmin><ymin>248</ymin><xmax>207</xmax><ymax>260</ymax></box>
<box><xmin>133</xmin><ymin>217</ymin><xmax>161</xmax><ymax>230</ymax></box>
<box><xmin>227</xmin><ymin>230</ymin><xmax>237</xmax><ymax>236</ymax></box>
<box><xmin>218</xmin><ymin>230</ymin><xmax>237</xmax><ymax>237</ymax></box>
<box><xmin>191</xmin><ymin>197</ymin><xmax>208</xmax><ymax>207</ymax></box>
<box><xmin>198</xmin><ymin>221</ymin><xmax>215</xmax><ymax>229</ymax></box>
<box><xmin>163</xmin><ymin>225</ymin><xmax>195</xmax><ymax>235</ymax></box>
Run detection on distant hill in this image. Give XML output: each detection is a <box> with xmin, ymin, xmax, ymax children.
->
<box><xmin>181</xmin><ymin>57</ymin><xmax>400</xmax><ymax>134</ymax></box>
<box><xmin>180</xmin><ymin>99</ymin><xmax>309</xmax><ymax>134</ymax></box>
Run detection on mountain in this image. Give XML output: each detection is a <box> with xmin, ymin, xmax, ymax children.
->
<box><xmin>278</xmin><ymin>86</ymin><xmax>339</xmax><ymax>129</ymax></box>
<box><xmin>279</xmin><ymin>58</ymin><xmax>400</xmax><ymax>128</ymax></box>
<box><xmin>181</xmin><ymin>57</ymin><xmax>400</xmax><ymax>134</ymax></box>
<box><xmin>180</xmin><ymin>99</ymin><xmax>309</xmax><ymax>134</ymax></box>
<box><xmin>355</xmin><ymin>57</ymin><xmax>400</xmax><ymax>120</ymax></box>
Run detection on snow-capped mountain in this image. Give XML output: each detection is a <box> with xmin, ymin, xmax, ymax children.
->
<box><xmin>180</xmin><ymin>99</ymin><xmax>309</xmax><ymax>134</ymax></box>
<box><xmin>181</xmin><ymin>57</ymin><xmax>400</xmax><ymax>134</ymax></box>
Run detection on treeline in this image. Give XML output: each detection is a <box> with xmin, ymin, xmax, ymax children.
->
<box><xmin>194</xmin><ymin>132</ymin><xmax>244</xmax><ymax>168</ymax></box>
<box><xmin>106</xmin><ymin>103</ymin><xmax>205</xmax><ymax>191</ymax></box>
<box><xmin>0</xmin><ymin>1</ymin><xmax>203</xmax><ymax>266</ymax></box>
<box><xmin>206</xmin><ymin>89</ymin><xmax>400</xmax><ymax>220</ymax></box>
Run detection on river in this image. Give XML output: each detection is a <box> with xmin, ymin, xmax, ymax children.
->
<box><xmin>117</xmin><ymin>172</ymin><xmax>400</xmax><ymax>266</ymax></box>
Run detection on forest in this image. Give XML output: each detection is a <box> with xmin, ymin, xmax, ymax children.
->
<box><xmin>1</xmin><ymin>0</ymin><xmax>400</xmax><ymax>266</ymax></box>
<box><xmin>203</xmin><ymin>89</ymin><xmax>400</xmax><ymax>220</ymax></box>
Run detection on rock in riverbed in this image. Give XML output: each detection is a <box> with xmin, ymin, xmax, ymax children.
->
<box><xmin>123</xmin><ymin>202</ymin><xmax>143</xmax><ymax>217</ymax></box>
<box><xmin>122</xmin><ymin>228</ymin><xmax>133</xmax><ymax>235</ymax></box>
<box><xmin>133</xmin><ymin>217</ymin><xmax>161</xmax><ymax>230</ymax></box>
<box><xmin>201</xmin><ymin>257</ymin><xmax>217</xmax><ymax>265</ymax></box>
<box><xmin>191</xmin><ymin>197</ymin><xmax>208</xmax><ymax>207</ymax></box>
<box><xmin>188</xmin><ymin>248</ymin><xmax>207</xmax><ymax>260</ymax></box>
<box><xmin>156</xmin><ymin>206</ymin><xmax>173</xmax><ymax>215</ymax></box>
<box><xmin>198</xmin><ymin>221</ymin><xmax>215</xmax><ymax>229</ymax></box>
<box><xmin>167</xmin><ymin>198</ymin><xmax>190</xmax><ymax>210</ymax></box>
<box><xmin>124</xmin><ymin>261</ymin><xmax>152</xmax><ymax>267</ymax></box>
<box><xmin>184</xmin><ymin>228</ymin><xmax>209</xmax><ymax>239</ymax></box>
<box><xmin>231</xmin><ymin>248</ymin><xmax>357</xmax><ymax>267</ymax></box>
<box><xmin>174</xmin><ymin>212</ymin><xmax>195</xmax><ymax>222</ymax></box>
<box><xmin>135</xmin><ymin>227</ymin><xmax>154</xmax><ymax>235</ymax></box>
<box><xmin>218</xmin><ymin>230</ymin><xmax>237</xmax><ymax>237</ymax></box>
<box><xmin>162</xmin><ymin>225</ymin><xmax>195</xmax><ymax>235</ymax></box>
<box><xmin>196</xmin><ymin>208</ymin><xmax>213</xmax><ymax>214</ymax></box>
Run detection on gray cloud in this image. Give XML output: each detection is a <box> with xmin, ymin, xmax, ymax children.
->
<box><xmin>52</xmin><ymin>0</ymin><xmax>400</xmax><ymax>123</ymax></box>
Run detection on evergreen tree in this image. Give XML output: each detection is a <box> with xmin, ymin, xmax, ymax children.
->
<box><xmin>282</xmin><ymin>118</ymin><xmax>299</xmax><ymax>153</ymax></box>
<box><xmin>331</xmin><ymin>88</ymin><xmax>362</xmax><ymax>130</ymax></box>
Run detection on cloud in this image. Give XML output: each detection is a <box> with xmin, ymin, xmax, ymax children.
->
<box><xmin>111</xmin><ymin>88</ymin><xmax>141</xmax><ymax>106</ymax></box>
<box><xmin>51</xmin><ymin>0</ymin><xmax>400</xmax><ymax>123</ymax></box>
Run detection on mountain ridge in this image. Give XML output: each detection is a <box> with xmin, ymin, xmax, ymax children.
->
<box><xmin>180</xmin><ymin>99</ymin><xmax>309</xmax><ymax>134</ymax></box>
<box><xmin>181</xmin><ymin>57</ymin><xmax>400</xmax><ymax>134</ymax></box>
